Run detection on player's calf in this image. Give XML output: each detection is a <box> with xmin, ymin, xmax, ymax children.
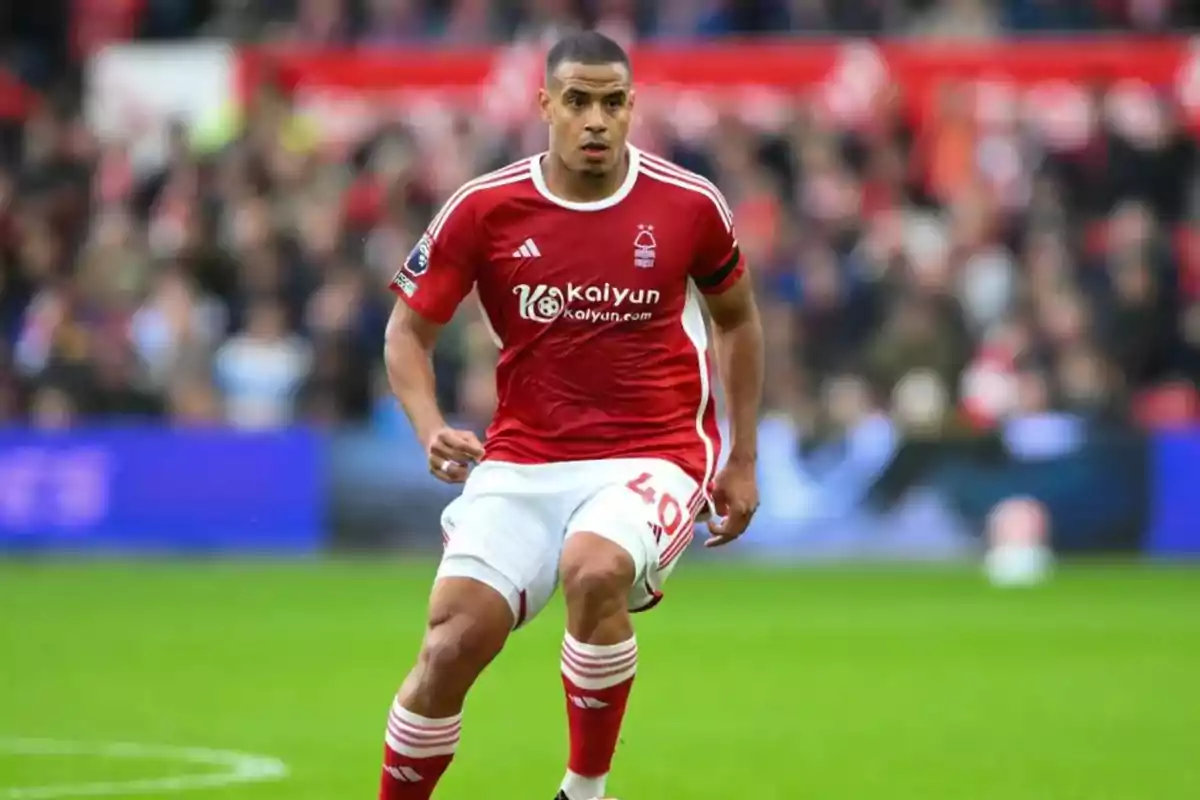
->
<box><xmin>380</xmin><ymin>577</ymin><xmax>512</xmax><ymax>800</ymax></box>
<box><xmin>558</xmin><ymin>533</ymin><xmax>639</xmax><ymax>800</ymax></box>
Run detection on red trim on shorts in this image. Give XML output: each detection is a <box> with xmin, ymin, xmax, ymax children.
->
<box><xmin>660</xmin><ymin>488</ymin><xmax>704</xmax><ymax>569</ymax></box>
<box><xmin>659</xmin><ymin>524</ymin><xmax>695</xmax><ymax>570</ymax></box>
<box><xmin>515</xmin><ymin>590</ymin><xmax>528</xmax><ymax>628</ymax></box>
<box><xmin>630</xmin><ymin>577</ymin><xmax>664</xmax><ymax>614</ymax></box>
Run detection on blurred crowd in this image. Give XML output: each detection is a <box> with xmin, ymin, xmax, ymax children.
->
<box><xmin>1</xmin><ymin>2</ymin><xmax>1199</xmax><ymax>443</ymax></box>
<box><xmin>150</xmin><ymin>0</ymin><xmax>1200</xmax><ymax>42</ymax></box>
<box><xmin>6</xmin><ymin>0</ymin><xmax>1200</xmax><ymax>80</ymax></box>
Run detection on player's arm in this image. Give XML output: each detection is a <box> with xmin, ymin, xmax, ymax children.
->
<box><xmin>384</xmin><ymin>205</ymin><xmax>485</xmax><ymax>483</ymax></box>
<box><xmin>383</xmin><ymin>302</ymin><xmax>471</xmax><ymax>445</ymax></box>
<box><xmin>691</xmin><ymin>197</ymin><xmax>764</xmax><ymax>545</ymax></box>
<box><xmin>704</xmin><ymin>276</ymin><xmax>764</xmax><ymax>471</ymax></box>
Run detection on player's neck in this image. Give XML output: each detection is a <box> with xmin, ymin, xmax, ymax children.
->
<box><xmin>542</xmin><ymin>147</ymin><xmax>630</xmax><ymax>204</ymax></box>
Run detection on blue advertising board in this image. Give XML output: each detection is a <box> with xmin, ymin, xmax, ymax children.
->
<box><xmin>1</xmin><ymin>421</ymin><xmax>1190</xmax><ymax>559</ymax></box>
<box><xmin>0</xmin><ymin>428</ymin><xmax>325</xmax><ymax>554</ymax></box>
<box><xmin>1147</xmin><ymin>430</ymin><xmax>1200</xmax><ymax>557</ymax></box>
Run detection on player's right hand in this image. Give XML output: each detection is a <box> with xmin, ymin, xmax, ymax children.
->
<box><xmin>426</xmin><ymin>427</ymin><xmax>486</xmax><ymax>484</ymax></box>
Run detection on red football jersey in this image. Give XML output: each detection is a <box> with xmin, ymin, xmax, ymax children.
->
<box><xmin>389</xmin><ymin>145</ymin><xmax>746</xmax><ymax>492</ymax></box>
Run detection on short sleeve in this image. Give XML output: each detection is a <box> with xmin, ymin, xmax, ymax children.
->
<box><xmin>688</xmin><ymin>189</ymin><xmax>746</xmax><ymax>295</ymax></box>
<box><xmin>389</xmin><ymin>194</ymin><xmax>479</xmax><ymax>324</ymax></box>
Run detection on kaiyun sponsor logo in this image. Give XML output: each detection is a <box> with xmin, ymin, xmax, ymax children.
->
<box><xmin>513</xmin><ymin>283</ymin><xmax>661</xmax><ymax>324</ymax></box>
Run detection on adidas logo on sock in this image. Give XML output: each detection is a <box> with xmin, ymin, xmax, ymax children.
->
<box><xmin>384</xmin><ymin>765</ymin><xmax>423</xmax><ymax>782</ymax></box>
<box><xmin>568</xmin><ymin>694</ymin><xmax>610</xmax><ymax>709</ymax></box>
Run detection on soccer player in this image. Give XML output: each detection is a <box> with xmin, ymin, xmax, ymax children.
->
<box><xmin>380</xmin><ymin>31</ymin><xmax>763</xmax><ymax>800</ymax></box>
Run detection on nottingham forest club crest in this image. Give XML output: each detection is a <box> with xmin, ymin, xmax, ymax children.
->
<box><xmin>634</xmin><ymin>225</ymin><xmax>657</xmax><ymax>268</ymax></box>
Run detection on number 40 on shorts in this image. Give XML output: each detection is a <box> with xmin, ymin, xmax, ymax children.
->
<box><xmin>625</xmin><ymin>472</ymin><xmax>685</xmax><ymax>544</ymax></box>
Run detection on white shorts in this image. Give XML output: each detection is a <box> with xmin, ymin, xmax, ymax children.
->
<box><xmin>437</xmin><ymin>458</ymin><xmax>707</xmax><ymax>629</ymax></box>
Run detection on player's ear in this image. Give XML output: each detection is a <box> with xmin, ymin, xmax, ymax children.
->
<box><xmin>628</xmin><ymin>88</ymin><xmax>637</xmax><ymax>114</ymax></box>
<box><xmin>537</xmin><ymin>86</ymin><xmax>553</xmax><ymax>124</ymax></box>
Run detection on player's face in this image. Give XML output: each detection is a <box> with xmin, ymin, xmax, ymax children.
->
<box><xmin>540</xmin><ymin>61</ymin><xmax>635</xmax><ymax>177</ymax></box>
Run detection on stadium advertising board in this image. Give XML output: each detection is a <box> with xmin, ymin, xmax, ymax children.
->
<box><xmin>87</xmin><ymin>37</ymin><xmax>1200</xmax><ymax>155</ymax></box>
<box><xmin>325</xmin><ymin>419</ymin><xmax>1151</xmax><ymax>558</ymax></box>
<box><xmin>0</xmin><ymin>422</ymin><xmax>1178</xmax><ymax>558</ymax></box>
<box><xmin>1147</xmin><ymin>430</ymin><xmax>1200</xmax><ymax>557</ymax></box>
<box><xmin>85</xmin><ymin>41</ymin><xmax>236</xmax><ymax>170</ymax></box>
<box><xmin>235</xmin><ymin>38</ymin><xmax>1200</xmax><ymax>146</ymax></box>
<box><xmin>0</xmin><ymin>428</ymin><xmax>324</xmax><ymax>554</ymax></box>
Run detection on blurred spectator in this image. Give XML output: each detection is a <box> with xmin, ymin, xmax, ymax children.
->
<box><xmin>213</xmin><ymin>298</ymin><xmax>311</xmax><ymax>428</ymax></box>
<box><xmin>911</xmin><ymin>0</ymin><xmax>1001</xmax><ymax>38</ymax></box>
<box><xmin>866</xmin><ymin>291</ymin><xmax>969</xmax><ymax>401</ymax></box>
<box><xmin>285</xmin><ymin>0</ymin><xmax>353</xmax><ymax>44</ymax></box>
<box><xmin>130</xmin><ymin>265</ymin><xmax>225</xmax><ymax>388</ymax></box>
<box><xmin>361</xmin><ymin>0</ymin><xmax>429</xmax><ymax>44</ymax></box>
<box><xmin>1003</xmin><ymin>0</ymin><xmax>1097</xmax><ymax>31</ymax></box>
<box><xmin>441</xmin><ymin>0</ymin><xmax>497</xmax><ymax>42</ymax></box>
<box><xmin>167</xmin><ymin>373</ymin><xmax>223</xmax><ymax>425</ymax></box>
<box><xmin>29</xmin><ymin>382</ymin><xmax>79</xmax><ymax>429</ymax></box>
<box><xmin>513</xmin><ymin>0</ymin><xmax>585</xmax><ymax>42</ymax></box>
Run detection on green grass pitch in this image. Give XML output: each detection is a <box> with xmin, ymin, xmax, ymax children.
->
<box><xmin>1</xmin><ymin>560</ymin><xmax>1198</xmax><ymax>799</ymax></box>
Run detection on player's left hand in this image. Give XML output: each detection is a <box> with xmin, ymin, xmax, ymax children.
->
<box><xmin>705</xmin><ymin>459</ymin><xmax>758</xmax><ymax>548</ymax></box>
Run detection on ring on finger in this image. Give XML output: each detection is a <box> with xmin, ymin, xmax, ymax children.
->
<box><xmin>441</xmin><ymin>459</ymin><xmax>454</xmax><ymax>473</ymax></box>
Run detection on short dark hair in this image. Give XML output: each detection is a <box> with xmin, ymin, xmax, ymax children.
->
<box><xmin>545</xmin><ymin>30</ymin><xmax>631</xmax><ymax>81</ymax></box>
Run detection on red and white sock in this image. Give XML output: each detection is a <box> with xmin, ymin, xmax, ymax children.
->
<box><xmin>379</xmin><ymin>698</ymin><xmax>461</xmax><ymax>800</ymax></box>
<box><xmin>560</xmin><ymin>633</ymin><xmax>638</xmax><ymax>800</ymax></box>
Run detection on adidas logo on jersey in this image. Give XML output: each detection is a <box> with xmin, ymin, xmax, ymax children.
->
<box><xmin>512</xmin><ymin>238</ymin><xmax>542</xmax><ymax>259</ymax></box>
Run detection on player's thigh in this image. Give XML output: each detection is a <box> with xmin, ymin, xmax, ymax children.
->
<box><xmin>438</xmin><ymin>468</ymin><xmax>561</xmax><ymax>630</ymax></box>
<box><xmin>564</xmin><ymin>460</ymin><xmax>701</xmax><ymax>612</ymax></box>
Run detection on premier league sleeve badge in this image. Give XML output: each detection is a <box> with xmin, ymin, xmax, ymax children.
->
<box><xmin>404</xmin><ymin>234</ymin><xmax>433</xmax><ymax>276</ymax></box>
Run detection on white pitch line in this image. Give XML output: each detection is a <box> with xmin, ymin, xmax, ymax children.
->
<box><xmin>0</xmin><ymin>738</ymin><xmax>288</xmax><ymax>799</ymax></box>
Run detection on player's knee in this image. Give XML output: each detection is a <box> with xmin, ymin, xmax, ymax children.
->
<box><xmin>420</xmin><ymin>608</ymin><xmax>508</xmax><ymax>679</ymax></box>
<box><xmin>418</xmin><ymin>574</ymin><xmax>514</xmax><ymax>679</ymax></box>
<box><xmin>561</xmin><ymin>536</ymin><xmax>635</xmax><ymax>613</ymax></box>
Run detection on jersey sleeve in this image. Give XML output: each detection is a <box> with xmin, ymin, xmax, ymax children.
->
<box><xmin>688</xmin><ymin>188</ymin><xmax>746</xmax><ymax>295</ymax></box>
<box><xmin>389</xmin><ymin>193</ymin><xmax>480</xmax><ymax>324</ymax></box>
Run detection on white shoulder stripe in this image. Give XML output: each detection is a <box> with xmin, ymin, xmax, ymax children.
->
<box><xmin>427</xmin><ymin>160</ymin><xmax>530</xmax><ymax>235</ymax></box>
<box><xmin>430</xmin><ymin>160</ymin><xmax>529</xmax><ymax>226</ymax></box>
<box><xmin>639</xmin><ymin>163</ymin><xmax>733</xmax><ymax>231</ymax></box>
<box><xmin>427</xmin><ymin>161</ymin><xmax>532</xmax><ymax>240</ymax></box>
<box><xmin>639</xmin><ymin>153</ymin><xmax>735</xmax><ymax>222</ymax></box>
<box><xmin>429</xmin><ymin>171</ymin><xmax>531</xmax><ymax>240</ymax></box>
<box><xmin>638</xmin><ymin>155</ymin><xmax>734</xmax><ymax>227</ymax></box>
